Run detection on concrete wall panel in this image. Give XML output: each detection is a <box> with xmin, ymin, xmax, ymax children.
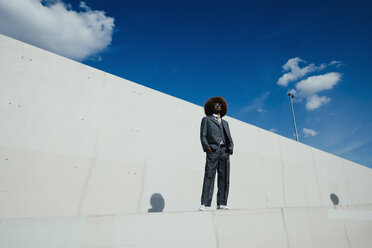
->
<box><xmin>0</xmin><ymin>146</ymin><xmax>91</xmax><ymax>218</ymax></box>
<box><xmin>311</xmin><ymin>148</ymin><xmax>353</xmax><ymax>206</ymax></box>
<box><xmin>259</xmin><ymin>132</ymin><xmax>287</xmax><ymax>208</ymax></box>
<box><xmin>229</xmin><ymin>119</ymin><xmax>262</xmax><ymax>157</ymax></box>
<box><xmin>0</xmin><ymin>35</ymin><xmax>104</xmax><ymax>158</ymax></box>
<box><xmin>345</xmin><ymin>219</ymin><xmax>372</xmax><ymax>248</ymax></box>
<box><xmin>279</xmin><ymin>137</ymin><xmax>322</xmax><ymax>207</ymax></box>
<box><xmin>261</xmin><ymin>155</ymin><xmax>286</xmax><ymax>207</ymax></box>
<box><xmin>139</xmin><ymin>165</ymin><xmax>202</xmax><ymax>212</ymax></box>
<box><xmin>229</xmin><ymin>152</ymin><xmax>267</xmax><ymax>209</ymax></box>
<box><xmin>83</xmin><ymin>215</ymin><xmax>115</xmax><ymax>248</ymax></box>
<box><xmin>81</xmin><ymin>159</ymin><xmax>146</xmax><ymax>215</ymax></box>
<box><xmin>213</xmin><ymin>209</ymin><xmax>288</xmax><ymax>248</ymax></box>
<box><xmin>111</xmin><ymin>212</ymin><xmax>217</xmax><ymax>248</ymax></box>
<box><xmin>284</xmin><ymin>207</ymin><xmax>350</xmax><ymax>248</ymax></box>
<box><xmin>343</xmin><ymin>160</ymin><xmax>372</xmax><ymax>205</ymax></box>
<box><xmin>0</xmin><ymin>216</ymin><xmax>85</xmax><ymax>248</ymax></box>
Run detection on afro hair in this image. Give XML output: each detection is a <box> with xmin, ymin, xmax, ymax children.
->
<box><xmin>204</xmin><ymin>96</ymin><xmax>228</xmax><ymax>117</ymax></box>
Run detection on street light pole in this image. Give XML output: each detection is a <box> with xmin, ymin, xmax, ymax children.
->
<box><xmin>287</xmin><ymin>92</ymin><xmax>299</xmax><ymax>142</ymax></box>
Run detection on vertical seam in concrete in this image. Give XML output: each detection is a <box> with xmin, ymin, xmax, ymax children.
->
<box><xmin>342</xmin><ymin>161</ymin><xmax>354</xmax><ymax>205</ymax></box>
<box><xmin>344</xmin><ymin>224</ymin><xmax>352</xmax><ymax>247</ymax></box>
<box><xmin>310</xmin><ymin>149</ymin><xmax>323</xmax><ymax>205</ymax></box>
<box><xmin>136</xmin><ymin>158</ymin><xmax>148</xmax><ymax>213</ymax></box>
<box><xmin>210</xmin><ymin>212</ymin><xmax>220</xmax><ymax>248</ymax></box>
<box><xmin>77</xmin><ymin>72</ymin><xmax>106</xmax><ymax>216</ymax></box>
<box><xmin>277</xmin><ymin>137</ymin><xmax>287</xmax><ymax>207</ymax></box>
<box><xmin>281</xmin><ymin>208</ymin><xmax>290</xmax><ymax>248</ymax></box>
<box><xmin>260</xmin><ymin>156</ymin><xmax>269</xmax><ymax>208</ymax></box>
<box><xmin>77</xmin><ymin>128</ymin><xmax>100</xmax><ymax>215</ymax></box>
<box><xmin>346</xmin><ymin>181</ymin><xmax>353</xmax><ymax>205</ymax></box>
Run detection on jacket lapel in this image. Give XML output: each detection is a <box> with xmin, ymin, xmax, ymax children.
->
<box><xmin>222</xmin><ymin>120</ymin><xmax>231</xmax><ymax>138</ymax></box>
<box><xmin>208</xmin><ymin>115</ymin><xmax>220</xmax><ymax>127</ymax></box>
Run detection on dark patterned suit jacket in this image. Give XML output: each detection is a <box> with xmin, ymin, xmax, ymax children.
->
<box><xmin>200</xmin><ymin>115</ymin><xmax>234</xmax><ymax>153</ymax></box>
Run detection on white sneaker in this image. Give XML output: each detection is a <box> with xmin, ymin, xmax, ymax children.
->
<box><xmin>217</xmin><ymin>205</ymin><xmax>229</xmax><ymax>210</ymax></box>
<box><xmin>199</xmin><ymin>205</ymin><xmax>209</xmax><ymax>211</ymax></box>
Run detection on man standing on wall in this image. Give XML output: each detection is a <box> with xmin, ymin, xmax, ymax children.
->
<box><xmin>199</xmin><ymin>96</ymin><xmax>234</xmax><ymax>211</ymax></box>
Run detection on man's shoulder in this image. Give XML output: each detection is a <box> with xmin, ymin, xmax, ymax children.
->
<box><xmin>201</xmin><ymin>116</ymin><xmax>210</xmax><ymax>124</ymax></box>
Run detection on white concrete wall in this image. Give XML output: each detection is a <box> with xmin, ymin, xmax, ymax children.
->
<box><xmin>1</xmin><ymin>34</ymin><xmax>372</xmax><ymax>247</ymax></box>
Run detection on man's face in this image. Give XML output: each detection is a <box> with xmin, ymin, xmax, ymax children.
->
<box><xmin>213</xmin><ymin>103</ymin><xmax>221</xmax><ymax>114</ymax></box>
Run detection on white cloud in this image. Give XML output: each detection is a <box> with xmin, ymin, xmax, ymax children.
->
<box><xmin>305</xmin><ymin>94</ymin><xmax>331</xmax><ymax>110</ymax></box>
<box><xmin>277</xmin><ymin>57</ymin><xmax>342</xmax><ymax>87</ymax></box>
<box><xmin>0</xmin><ymin>0</ymin><xmax>115</xmax><ymax>61</ymax></box>
<box><xmin>293</xmin><ymin>72</ymin><xmax>341</xmax><ymax>110</ymax></box>
<box><xmin>330</xmin><ymin>60</ymin><xmax>342</xmax><ymax>67</ymax></box>
<box><xmin>296</xmin><ymin>72</ymin><xmax>341</xmax><ymax>97</ymax></box>
<box><xmin>303</xmin><ymin>128</ymin><xmax>319</xmax><ymax>137</ymax></box>
<box><xmin>277</xmin><ymin>57</ymin><xmax>319</xmax><ymax>86</ymax></box>
<box><xmin>278</xmin><ymin>58</ymin><xmax>342</xmax><ymax>111</ymax></box>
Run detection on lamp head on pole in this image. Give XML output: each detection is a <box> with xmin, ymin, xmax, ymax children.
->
<box><xmin>287</xmin><ymin>92</ymin><xmax>294</xmax><ymax>98</ymax></box>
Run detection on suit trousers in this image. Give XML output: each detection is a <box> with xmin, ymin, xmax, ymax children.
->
<box><xmin>201</xmin><ymin>148</ymin><xmax>230</xmax><ymax>207</ymax></box>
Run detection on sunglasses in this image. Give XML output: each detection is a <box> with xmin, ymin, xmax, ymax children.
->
<box><xmin>214</xmin><ymin>103</ymin><xmax>221</xmax><ymax>107</ymax></box>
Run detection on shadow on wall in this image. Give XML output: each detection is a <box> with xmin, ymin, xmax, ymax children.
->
<box><xmin>330</xmin><ymin>193</ymin><xmax>339</xmax><ymax>206</ymax></box>
<box><xmin>148</xmin><ymin>193</ymin><xmax>165</xmax><ymax>213</ymax></box>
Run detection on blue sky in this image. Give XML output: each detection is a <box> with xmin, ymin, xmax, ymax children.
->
<box><xmin>1</xmin><ymin>0</ymin><xmax>371</xmax><ymax>167</ymax></box>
